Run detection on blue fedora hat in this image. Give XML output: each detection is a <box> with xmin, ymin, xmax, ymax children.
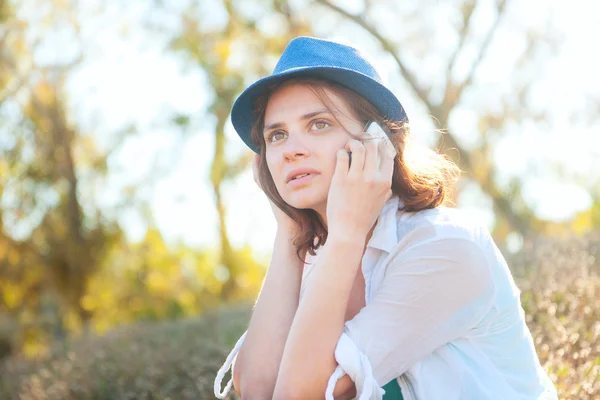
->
<box><xmin>231</xmin><ymin>36</ymin><xmax>408</xmax><ymax>154</ymax></box>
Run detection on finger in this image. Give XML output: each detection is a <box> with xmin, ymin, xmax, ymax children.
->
<box><xmin>345</xmin><ymin>139</ymin><xmax>366</xmax><ymax>177</ymax></box>
<box><xmin>362</xmin><ymin>138</ymin><xmax>379</xmax><ymax>172</ymax></box>
<box><xmin>334</xmin><ymin>149</ymin><xmax>350</xmax><ymax>178</ymax></box>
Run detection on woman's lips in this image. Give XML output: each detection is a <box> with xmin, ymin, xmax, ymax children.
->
<box><xmin>287</xmin><ymin>173</ymin><xmax>318</xmax><ymax>188</ymax></box>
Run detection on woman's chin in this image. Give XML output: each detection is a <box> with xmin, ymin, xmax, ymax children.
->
<box><xmin>283</xmin><ymin>192</ymin><xmax>322</xmax><ymax>211</ymax></box>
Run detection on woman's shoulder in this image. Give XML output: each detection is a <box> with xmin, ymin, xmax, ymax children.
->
<box><xmin>395</xmin><ymin>205</ymin><xmax>490</xmax><ymax>247</ymax></box>
<box><xmin>390</xmin><ymin>206</ymin><xmax>499</xmax><ymax>289</ymax></box>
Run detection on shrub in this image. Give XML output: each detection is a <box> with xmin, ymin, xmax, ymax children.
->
<box><xmin>513</xmin><ymin>233</ymin><xmax>599</xmax><ymax>399</ymax></box>
<box><xmin>0</xmin><ymin>303</ymin><xmax>252</xmax><ymax>400</ymax></box>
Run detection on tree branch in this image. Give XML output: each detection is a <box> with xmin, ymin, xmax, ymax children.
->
<box><xmin>314</xmin><ymin>0</ymin><xmax>530</xmax><ymax>235</ymax></box>
<box><xmin>314</xmin><ymin>0</ymin><xmax>432</xmax><ymax>108</ymax></box>
<box><xmin>451</xmin><ymin>0</ymin><xmax>509</xmax><ymax>104</ymax></box>
<box><xmin>447</xmin><ymin>1</ymin><xmax>476</xmax><ymax>78</ymax></box>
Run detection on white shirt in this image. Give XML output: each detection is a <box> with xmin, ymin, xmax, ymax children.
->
<box><xmin>214</xmin><ymin>195</ymin><xmax>558</xmax><ymax>399</ymax></box>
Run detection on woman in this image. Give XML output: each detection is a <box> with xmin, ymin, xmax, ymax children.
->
<box><xmin>214</xmin><ymin>36</ymin><xmax>557</xmax><ymax>399</ymax></box>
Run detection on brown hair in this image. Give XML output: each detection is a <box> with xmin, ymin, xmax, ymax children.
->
<box><xmin>250</xmin><ymin>77</ymin><xmax>461</xmax><ymax>263</ymax></box>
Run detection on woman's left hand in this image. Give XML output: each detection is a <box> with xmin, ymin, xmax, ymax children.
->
<box><xmin>326</xmin><ymin>138</ymin><xmax>396</xmax><ymax>241</ymax></box>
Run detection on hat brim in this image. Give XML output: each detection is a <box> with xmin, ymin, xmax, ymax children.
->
<box><xmin>231</xmin><ymin>66</ymin><xmax>407</xmax><ymax>154</ymax></box>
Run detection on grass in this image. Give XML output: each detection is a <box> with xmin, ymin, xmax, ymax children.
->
<box><xmin>0</xmin><ymin>303</ymin><xmax>252</xmax><ymax>400</ymax></box>
<box><xmin>1</xmin><ymin>234</ymin><xmax>598</xmax><ymax>399</ymax></box>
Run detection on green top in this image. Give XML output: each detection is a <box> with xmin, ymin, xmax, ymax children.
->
<box><xmin>382</xmin><ymin>377</ymin><xmax>403</xmax><ymax>400</ymax></box>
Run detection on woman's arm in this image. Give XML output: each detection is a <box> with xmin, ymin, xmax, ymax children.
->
<box><xmin>273</xmin><ymin>233</ymin><xmax>365</xmax><ymax>400</ymax></box>
<box><xmin>233</xmin><ymin>229</ymin><xmax>305</xmax><ymax>398</ymax></box>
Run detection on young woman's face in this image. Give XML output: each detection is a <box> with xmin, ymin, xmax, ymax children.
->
<box><xmin>263</xmin><ymin>82</ymin><xmax>363</xmax><ymax>214</ymax></box>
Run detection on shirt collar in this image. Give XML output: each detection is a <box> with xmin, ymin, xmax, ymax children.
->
<box><xmin>366</xmin><ymin>195</ymin><xmax>402</xmax><ymax>254</ymax></box>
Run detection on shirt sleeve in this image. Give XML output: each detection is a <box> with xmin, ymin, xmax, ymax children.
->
<box><xmin>326</xmin><ymin>227</ymin><xmax>495</xmax><ymax>399</ymax></box>
<box><xmin>214</xmin><ymin>330</ymin><xmax>247</xmax><ymax>399</ymax></box>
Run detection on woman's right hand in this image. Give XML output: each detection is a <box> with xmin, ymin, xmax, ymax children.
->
<box><xmin>252</xmin><ymin>155</ymin><xmax>301</xmax><ymax>239</ymax></box>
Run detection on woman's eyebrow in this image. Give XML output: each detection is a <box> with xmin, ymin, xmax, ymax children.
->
<box><xmin>263</xmin><ymin>109</ymin><xmax>330</xmax><ymax>133</ymax></box>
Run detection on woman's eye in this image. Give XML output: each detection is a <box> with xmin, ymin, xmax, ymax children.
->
<box><xmin>268</xmin><ymin>131</ymin><xmax>286</xmax><ymax>143</ymax></box>
<box><xmin>312</xmin><ymin>120</ymin><xmax>330</xmax><ymax>130</ymax></box>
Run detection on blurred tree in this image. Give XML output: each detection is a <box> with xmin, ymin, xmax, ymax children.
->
<box><xmin>312</xmin><ymin>0</ymin><xmax>597</xmax><ymax>243</ymax></box>
<box><xmin>0</xmin><ymin>0</ymin><xmax>121</xmax><ymax>355</ymax></box>
<box><xmin>314</xmin><ymin>0</ymin><xmax>527</xmax><ymax>238</ymax></box>
<box><xmin>167</xmin><ymin>0</ymin><xmax>312</xmax><ymax>301</ymax></box>
<box><xmin>1</xmin><ymin>0</ymin><xmax>280</xmax><ymax>357</ymax></box>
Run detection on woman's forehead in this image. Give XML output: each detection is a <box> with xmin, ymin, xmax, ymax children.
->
<box><xmin>264</xmin><ymin>82</ymin><xmax>351</xmax><ymax>123</ymax></box>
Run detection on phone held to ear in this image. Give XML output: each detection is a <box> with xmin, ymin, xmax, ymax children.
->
<box><xmin>348</xmin><ymin>121</ymin><xmax>396</xmax><ymax>169</ymax></box>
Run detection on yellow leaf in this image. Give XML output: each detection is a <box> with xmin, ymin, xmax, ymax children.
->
<box><xmin>34</xmin><ymin>80</ymin><xmax>55</xmax><ymax>106</ymax></box>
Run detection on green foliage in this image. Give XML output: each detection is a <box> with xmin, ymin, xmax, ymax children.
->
<box><xmin>0</xmin><ymin>0</ymin><xmax>122</xmax><ymax>356</ymax></box>
<box><xmin>0</xmin><ymin>0</ymin><xmax>271</xmax><ymax>359</ymax></box>
<box><xmin>77</xmin><ymin>228</ymin><xmax>265</xmax><ymax>335</ymax></box>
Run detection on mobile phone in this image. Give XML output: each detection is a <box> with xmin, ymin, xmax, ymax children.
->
<box><xmin>348</xmin><ymin>121</ymin><xmax>395</xmax><ymax>169</ymax></box>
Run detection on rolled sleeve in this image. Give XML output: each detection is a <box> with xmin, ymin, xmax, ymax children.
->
<box><xmin>214</xmin><ymin>330</ymin><xmax>247</xmax><ymax>399</ymax></box>
<box><xmin>326</xmin><ymin>332</ymin><xmax>386</xmax><ymax>400</ymax></box>
<box><xmin>330</xmin><ymin>232</ymin><xmax>495</xmax><ymax>393</ymax></box>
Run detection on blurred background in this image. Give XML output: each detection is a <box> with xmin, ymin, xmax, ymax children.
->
<box><xmin>0</xmin><ymin>0</ymin><xmax>598</xmax><ymax>398</ymax></box>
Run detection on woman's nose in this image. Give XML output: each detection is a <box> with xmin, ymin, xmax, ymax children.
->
<box><xmin>282</xmin><ymin>134</ymin><xmax>310</xmax><ymax>160</ymax></box>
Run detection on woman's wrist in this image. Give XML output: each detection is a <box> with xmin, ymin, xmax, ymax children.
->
<box><xmin>326</xmin><ymin>231</ymin><xmax>366</xmax><ymax>253</ymax></box>
<box><xmin>273</xmin><ymin>229</ymin><xmax>306</xmax><ymax>263</ymax></box>
<box><xmin>327</xmin><ymin>229</ymin><xmax>367</xmax><ymax>247</ymax></box>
